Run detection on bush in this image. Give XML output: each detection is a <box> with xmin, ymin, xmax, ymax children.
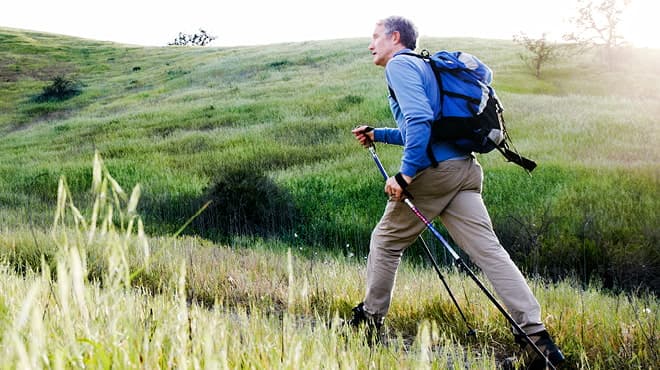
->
<box><xmin>35</xmin><ymin>75</ymin><xmax>82</xmax><ymax>102</ymax></box>
<box><xmin>189</xmin><ymin>166</ymin><xmax>299</xmax><ymax>241</ymax></box>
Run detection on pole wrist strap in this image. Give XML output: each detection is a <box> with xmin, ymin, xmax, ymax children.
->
<box><xmin>395</xmin><ymin>172</ymin><xmax>414</xmax><ymax>199</ymax></box>
<box><xmin>395</xmin><ymin>172</ymin><xmax>409</xmax><ymax>189</ymax></box>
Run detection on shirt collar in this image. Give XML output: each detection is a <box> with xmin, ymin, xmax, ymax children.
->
<box><xmin>393</xmin><ymin>48</ymin><xmax>414</xmax><ymax>57</ymax></box>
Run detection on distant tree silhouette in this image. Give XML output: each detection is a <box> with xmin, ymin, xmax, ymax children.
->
<box><xmin>168</xmin><ymin>29</ymin><xmax>216</xmax><ymax>46</ymax></box>
<box><xmin>513</xmin><ymin>32</ymin><xmax>564</xmax><ymax>79</ymax></box>
<box><xmin>563</xmin><ymin>0</ymin><xmax>632</xmax><ymax>68</ymax></box>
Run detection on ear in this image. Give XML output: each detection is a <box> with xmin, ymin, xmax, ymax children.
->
<box><xmin>390</xmin><ymin>31</ymin><xmax>401</xmax><ymax>45</ymax></box>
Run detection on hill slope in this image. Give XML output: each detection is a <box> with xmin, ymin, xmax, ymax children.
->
<box><xmin>0</xmin><ymin>28</ymin><xmax>658</xmax><ymax>291</ymax></box>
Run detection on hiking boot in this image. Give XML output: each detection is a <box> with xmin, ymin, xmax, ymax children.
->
<box><xmin>349</xmin><ymin>302</ymin><xmax>384</xmax><ymax>345</ymax></box>
<box><xmin>499</xmin><ymin>356</ymin><xmax>519</xmax><ymax>370</ymax></box>
<box><xmin>516</xmin><ymin>330</ymin><xmax>565</xmax><ymax>369</ymax></box>
<box><xmin>348</xmin><ymin>302</ymin><xmax>367</xmax><ymax>327</ymax></box>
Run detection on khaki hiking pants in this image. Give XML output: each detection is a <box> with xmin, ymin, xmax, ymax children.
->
<box><xmin>363</xmin><ymin>156</ymin><xmax>545</xmax><ymax>335</ymax></box>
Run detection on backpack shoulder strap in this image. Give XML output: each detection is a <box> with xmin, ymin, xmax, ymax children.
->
<box><xmin>391</xmin><ymin>50</ymin><xmax>443</xmax><ymax>167</ymax></box>
<box><xmin>387</xmin><ymin>50</ymin><xmax>432</xmax><ymax>103</ymax></box>
<box><xmin>388</xmin><ymin>85</ymin><xmax>397</xmax><ymax>102</ymax></box>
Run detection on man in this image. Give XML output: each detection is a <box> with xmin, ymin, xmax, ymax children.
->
<box><xmin>350</xmin><ymin>16</ymin><xmax>564</xmax><ymax>369</ymax></box>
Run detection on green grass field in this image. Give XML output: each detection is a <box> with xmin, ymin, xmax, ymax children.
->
<box><xmin>0</xmin><ymin>28</ymin><xmax>658</xmax><ymax>368</ymax></box>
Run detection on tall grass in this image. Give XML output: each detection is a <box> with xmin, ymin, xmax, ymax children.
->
<box><xmin>0</xmin><ymin>154</ymin><xmax>657</xmax><ymax>368</ymax></box>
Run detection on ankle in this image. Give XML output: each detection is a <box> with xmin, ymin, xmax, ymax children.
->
<box><xmin>350</xmin><ymin>302</ymin><xmax>384</xmax><ymax>328</ymax></box>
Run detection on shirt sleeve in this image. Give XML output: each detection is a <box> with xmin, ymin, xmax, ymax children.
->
<box><xmin>373</xmin><ymin>127</ymin><xmax>403</xmax><ymax>145</ymax></box>
<box><xmin>385</xmin><ymin>57</ymin><xmax>435</xmax><ymax>177</ymax></box>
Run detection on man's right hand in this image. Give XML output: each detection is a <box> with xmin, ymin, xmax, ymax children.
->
<box><xmin>352</xmin><ymin>125</ymin><xmax>375</xmax><ymax>148</ymax></box>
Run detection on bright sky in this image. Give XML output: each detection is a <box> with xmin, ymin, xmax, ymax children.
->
<box><xmin>1</xmin><ymin>0</ymin><xmax>658</xmax><ymax>48</ymax></box>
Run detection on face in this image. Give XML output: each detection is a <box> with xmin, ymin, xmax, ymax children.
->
<box><xmin>368</xmin><ymin>23</ymin><xmax>399</xmax><ymax>67</ymax></box>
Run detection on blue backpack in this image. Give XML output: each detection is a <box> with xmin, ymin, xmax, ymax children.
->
<box><xmin>393</xmin><ymin>50</ymin><xmax>536</xmax><ymax>172</ymax></box>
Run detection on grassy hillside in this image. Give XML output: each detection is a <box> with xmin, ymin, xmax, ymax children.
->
<box><xmin>0</xmin><ymin>28</ymin><xmax>658</xmax><ymax>292</ymax></box>
<box><xmin>0</xmin><ymin>28</ymin><xmax>658</xmax><ymax>369</ymax></box>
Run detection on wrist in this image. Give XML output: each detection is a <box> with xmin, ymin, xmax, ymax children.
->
<box><xmin>394</xmin><ymin>172</ymin><xmax>410</xmax><ymax>189</ymax></box>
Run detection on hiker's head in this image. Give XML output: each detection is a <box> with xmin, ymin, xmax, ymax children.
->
<box><xmin>369</xmin><ymin>16</ymin><xmax>418</xmax><ymax>67</ymax></box>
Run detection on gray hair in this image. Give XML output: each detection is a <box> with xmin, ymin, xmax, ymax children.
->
<box><xmin>381</xmin><ymin>16</ymin><xmax>418</xmax><ymax>50</ymax></box>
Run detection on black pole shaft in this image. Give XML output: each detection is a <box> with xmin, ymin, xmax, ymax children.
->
<box><xmin>416</xmin><ymin>235</ymin><xmax>476</xmax><ymax>336</ymax></box>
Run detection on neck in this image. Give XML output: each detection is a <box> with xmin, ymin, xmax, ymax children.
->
<box><xmin>385</xmin><ymin>45</ymin><xmax>406</xmax><ymax>64</ymax></box>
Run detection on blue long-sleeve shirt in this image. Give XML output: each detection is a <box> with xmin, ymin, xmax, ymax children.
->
<box><xmin>373</xmin><ymin>49</ymin><xmax>469</xmax><ymax>177</ymax></box>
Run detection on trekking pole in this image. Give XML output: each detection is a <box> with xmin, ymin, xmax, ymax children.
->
<box><xmin>365</xmin><ymin>143</ymin><xmax>555</xmax><ymax>369</ymax></box>
<box><xmin>367</xmin><ymin>144</ymin><xmax>475</xmax><ymax>334</ymax></box>
<box><xmin>416</xmin><ymin>233</ymin><xmax>477</xmax><ymax>337</ymax></box>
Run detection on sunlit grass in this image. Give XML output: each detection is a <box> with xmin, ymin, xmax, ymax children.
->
<box><xmin>0</xmin><ymin>154</ymin><xmax>657</xmax><ymax>368</ymax></box>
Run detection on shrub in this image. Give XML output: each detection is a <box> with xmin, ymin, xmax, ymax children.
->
<box><xmin>190</xmin><ymin>166</ymin><xmax>299</xmax><ymax>240</ymax></box>
<box><xmin>35</xmin><ymin>75</ymin><xmax>82</xmax><ymax>102</ymax></box>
